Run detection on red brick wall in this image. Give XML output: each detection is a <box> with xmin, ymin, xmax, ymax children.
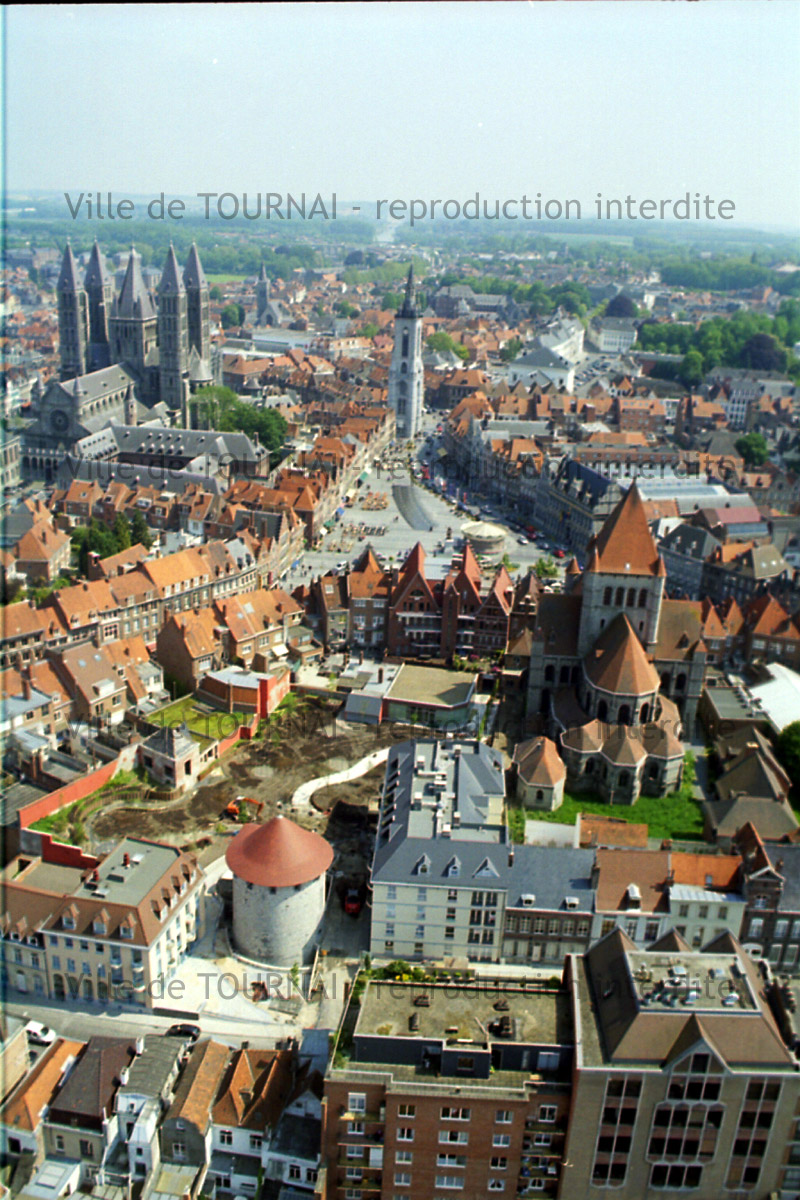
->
<box><xmin>17</xmin><ymin>758</ymin><xmax>118</xmax><ymax>828</ymax></box>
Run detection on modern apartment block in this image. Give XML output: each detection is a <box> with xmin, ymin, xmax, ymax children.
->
<box><xmin>561</xmin><ymin>929</ymin><xmax>800</xmax><ymax>1200</ymax></box>
<box><xmin>321</xmin><ymin>976</ymin><xmax>573</xmax><ymax>1200</ymax></box>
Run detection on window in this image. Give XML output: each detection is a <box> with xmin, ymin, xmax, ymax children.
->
<box><xmin>490</xmin><ymin>1156</ymin><xmax>508</xmax><ymax>1169</ymax></box>
<box><xmin>437</xmin><ymin>1154</ymin><xmax>467</xmax><ymax>1167</ymax></box>
<box><xmin>538</xmin><ymin>1105</ymin><xmax>557</xmax><ymax>1123</ymax></box>
<box><xmin>534</xmin><ymin>1133</ymin><xmax>551</xmax><ymax>1147</ymax></box>
<box><xmin>348</xmin><ymin>1121</ymin><xmax>364</xmax><ymax>1135</ymax></box>
<box><xmin>346</xmin><ymin>1167</ymin><xmax>363</xmax><ymax>1181</ymax></box>
<box><xmin>398</xmin><ymin>1127</ymin><xmax>414</xmax><ymax>1142</ymax></box>
<box><xmin>249</xmin><ymin>1134</ymin><xmax>262</xmax><ymax>1150</ymax></box>
<box><xmin>496</xmin><ymin>1109</ymin><xmax>513</xmax><ymax>1123</ymax></box>
<box><xmin>347</xmin><ymin>1146</ymin><xmax>362</xmax><ymax>1159</ymax></box>
<box><xmin>79</xmin><ymin>1140</ymin><xmax>94</xmax><ymax>1158</ymax></box>
<box><xmin>396</xmin><ymin>1151</ymin><xmax>413</xmax><ymax>1164</ymax></box>
<box><xmin>348</xmin><ymin>1093</ymin><xmax>366</xmax><ymax>1113</ymax></box>
<box><xmin>394</xmin><ymin>1173</ymin><xmax>411</xmax><ymax>1187</ymax></box>
<box><xmin>488</xmin><ymin>1182</ymin><xmax>505</xmax><ymax>1192</ymax></box>
<box><xmin>493</xmin><ymin>1134</ymin><xmax>511</xmax><ymax>1147</ymax></box>
<box><xmin>538</xmin><ymin>1052</ymin><xmax>559</xmax><ymax>1071</ymax></box>
<box><xmin>398</xmin><ymin>1103</ymin><xmax>416</xmax><ymax>1117</ymax></box>
<box><xmin>448</xmin><ymin>888</ymin><xmax>458</xmax><ymax>901</ymax></box>
<box><xmin>435</xmin><ymin>1176</ymin><xmax>464</xmax><ymax>1190</ymax></box>
<box><xmin>172</xmin><ymin>1142</ymin><xmax>186</xmax><ymax>1160</ymax></box>
<box><xmin>441</xmin><ymin>1107</ymin><xmax>471</xmax><ymax>1120</ymax></box>
<box><xmin>439</xmin><ymin>1130</ymin><xmax>468</xmax><ymax>1145</ymax></box>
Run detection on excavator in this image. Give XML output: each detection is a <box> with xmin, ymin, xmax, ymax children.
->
<box><xmin>225</xmin><ymin>795</ymin><xmax>264</xmax><ymax>821</ymax></box>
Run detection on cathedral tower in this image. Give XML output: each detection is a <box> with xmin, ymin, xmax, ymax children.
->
<box><xmin>57</xmin><ymin>242</ymin><xmax>88</xmax><ymax>380</ymax></box>
<box><xmin>84</xmin><ymin>240</ymin><xmax>112</xmax><ymax>370</ymax></box>
<box><xmin>387</xmin><ymin>265</ymin><xmax>424</xmax><ymax>440</ymax></box>
<box><xmin>183</xmin><ymin>242</ymin><xmax>211</xmax><ymax>368</ymax></box>
<box><xmin>157</xmin><ymin>245</ymin><xmax>189</xmax><ymax>411</ymax></box>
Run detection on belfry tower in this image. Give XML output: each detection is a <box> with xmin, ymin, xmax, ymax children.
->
<box><xmin>387</xmin><ymin>265</ymin><xmax>424</xmax><ymax>440</ymax></box>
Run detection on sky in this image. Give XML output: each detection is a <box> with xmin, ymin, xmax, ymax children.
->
<box><xmin>5</xmin><ymin>1</ymin><xmax>800</xmax><ymax>230</ymax></box>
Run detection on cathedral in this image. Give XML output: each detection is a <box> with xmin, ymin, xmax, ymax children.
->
<box><xmin>56</xmin><ymin>239</ymin><xmax>213</xmax><ymax>405</ymax></box>
<box><xmin>527</xmin><ymin>482</ymin><xmax>707</xmax><ymax>806</ymax></box>
<box><xmin>22</xmin><ymin>242</ymin><xmax>214</xmax><ymax>479</ymax></box>
<box><xmin>387</xmin><ymin>265</ymin><xmax>424</xmax><ymax>440</ymax></box>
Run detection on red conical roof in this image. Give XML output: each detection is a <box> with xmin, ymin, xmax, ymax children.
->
<box><xmin>225</xmin><ymin>815</ymin><xmax>333</xmax><ymax>888</ymax></box>
<box><xmin>592</xmin><ymin>482</ymin><xmax>661</xmax><ymax>575</ymax></box>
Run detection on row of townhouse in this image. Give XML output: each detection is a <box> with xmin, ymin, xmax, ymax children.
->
<box><xmin>0</xmin><ymin>534</ymin><xmax>276</xmax><ymax>667</ymax></box>
<box><xmin>156</xmin><ymin>585</ymin><xmax>306</xmax><ymax>690</ymax></box>
<box><xmin>656</xmin><ymin>499</ymin><xmax>800</xmax><ymax>609</ymax></box>
<box><xmin>311</xmin><ymin>542</ymin><xmax>535</xmax><ymax>660</ymax></box>
<box><xmin>693</xmin><ymin>592</ymin><xmax>800</xmax><ymax>672</ymax></box>
<box><xmin>368</xmin><ymin>740</ymin><xmax>800</xmax><ymax>977</ymax></box>
<box><xmin>0</xmin><ymin>837</ymin><xmax>206</xmax><ymax>1007</ymax></box>
<box><xmin>0</xmin><ymin>1028</ymin><xmax>322</xmax><ymax>1199</ymax></box>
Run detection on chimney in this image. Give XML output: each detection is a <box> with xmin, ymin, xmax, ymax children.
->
<box><xmin>93</xmin><ymin>869</ymin><xmax>100</xmax><ymax>882</ymax></box>
<box><xmin>123</xmin><ymin>852</ymin><xmax>131</xmax><ymax>868</ymax></box>
<box><xmin>21</xmin><ymin>676</ymin><xmax>31</xmax><ymax>701</ymax></box>
<box><xmin>508</xmin><ymin>846</ymin><xmax>515</xmax><ymax>867</ymax></box>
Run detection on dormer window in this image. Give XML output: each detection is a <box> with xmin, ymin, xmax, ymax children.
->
<box><xmin>62</xmin><ymin>914</ymin><xmax>76</xmax><ymax>931</ymax></box>
<box><xmin>121</xmin><ymin>923</ymin><xmax>134</xmax><ymax>939</ymax></box>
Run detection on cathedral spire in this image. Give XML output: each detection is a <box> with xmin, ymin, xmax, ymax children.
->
<box><xmin>183</xmin><ymin>242</ymin><xmax>208</xmax><ymax>291</ymax></box>
<box><xmin>159</xmin><ymin>244</ymin><xmax>185</xmax><ymax>295</ymax></box>
<box><xmin>84</xmin><ymin>239</ymin><xmax>110</xmax><ymax>290</ymax></box>
<box><xmin>57</xmin><ymin>241</ymin><xmax>82</xmax><ymax>293</ymax></box>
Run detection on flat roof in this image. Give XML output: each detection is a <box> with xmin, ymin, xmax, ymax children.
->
<box><xmin>356</xmin><ymin>979</ymin><xmax>570</xmax><ymax>1049</ymax></box>
<box><xmin>22</xmin><ymin>861</ymin><xmax>85</xmax><ymax>894</ymax></box>
<box><xmin>626</xmin><ymin>950</ymin><xmax>758</xmax><ymax>1014</ymax></box>
<box><xmin>387</xmin><ymin>664</ymin><xmax>476</xmax><ymax>708</ymax></box>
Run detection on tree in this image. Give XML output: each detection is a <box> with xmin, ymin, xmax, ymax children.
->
<box><xmin>777</xmin><ymin>721</ymin><xmax>800</xmax><ymax>793</ymax></box>
<box><xmin>113</xmin><ymin>514</ymin><xmax>131</xmax><ymax>552</ymax></box>
<box><xmin>735</xmin><ymin>432</ymin><xmax>769</xmax><ymax>467</ymax></box>
<box><xmin>130</xmin><ymin>509</ymin><xmax>153</xmax><ymax>549</ymax></box>
<box><xmin>679</xmin><ymin>349</ymin><xmax>704</xmax><ymax>388</ymax></box>
<box><xmin>605</xmin><ymin>293</ymin><xmax>638</xmax><ymax>319</ymax></box>
<box><xmin>739</xmin><ymin>332</ymin><xmax>788</xmax><ymax>373</ymax></box>
<box><xmin>535</xmin><ymin>557</ymin><xmax>558</xmax><ymax>579</ymax></box>
<box><xmin>220</xmin><ymin>302</ymin><xmax>244</xmax><ymax>329</ymax></box>
<box><xmin>359</xmin><ymin>322</ymin><xmax>379</xmax><ymax>339</ymax></box>
<box><xmin>193</xmin><ymin>385</ymin><xmax>238</xmax><ymax>429</ymax></box>
<box><xmin>499</xmin><ymin>337</ymin><xmax>522</xmax><ymax>363</ymax></box>
<box><xmin>209</xmin><ymin>285</ymin><xmax>223</xmax><ymax>301</ymax></box>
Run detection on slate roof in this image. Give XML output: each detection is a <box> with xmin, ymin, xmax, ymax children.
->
<box><xmin>57</xmin><ymin>242</ymin><xmax>81</xmax><ymax>292</ymax></box>
<box><xmin>48</xmin><ymin>1036</ymin><xmax>136</xmax><ymax>1124</ymax></box>
<box><xmin>183</xmin><ymin>243</ymin><xmax>208</xmax><ymax>290</ymax></box>
<box><xmin>159</xmin><ymin>245</ymin><xmax>185</xmax><ymax>295</ymax></box>
<box><xmin>115</xmin><ymin>250</ymin><xmax>156</xmax><ymax>320</ymax></box>
<box><xmin>84</xmin><ymin>241</ymin><xmax>111</xmax><ymax>290</ymax></box>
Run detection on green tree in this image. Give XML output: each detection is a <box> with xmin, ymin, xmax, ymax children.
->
<box><xmin>130</xmin><ymin>509</ymin><xmax>154</xmax><ymax>549</ymax></box>
<box><xmin>193</xmin><ymin>385</ymin><xmax>238</xmax><ymax>429</ymax></box>
<box><xmin>777</xmin><ymin>722</ymin><xmax>800</xmax><ymax>794</ymax></box>
<box><xmin>605</xmin><ymin>293</ymin><xmax>638</xmax><ymax>319</ymax></box>
<box><xmin>499</xmin><ymin>337</ymin><xmax>522</xmax><ymax>363</ymax></box>
<box><xmin>739</xmin><ymin>332</ymin><xmax>788</xmax><ymax>373</ymax></box>
<box><xmin>209</xmin><ymin>285</ymin><xmax>223</xmax><ymax>301</ymax></box>
<box><xmin>535</xmin><ymin>557</ymin><xmax>558</xmax><ymax>579</ymax></box>
<box><xmin>113</xmin><ymin>513</ymin><xmax>132</xmax><ymax>552</ymax></box>
<box><xmin>679</xmin><ymin>349</ymin><xmax>705</xmax><ymax>388</ymax></box>
<box><xmin>735</xmin><ymin>432</ymin><xmax>769</xmax><ymax>467</ymax></box>
<box><xmin>220</xmin><ymin>302</ymin><xmax>245</xmax><ymax>329</ymax></box>
<box><xmin>359</xmin><ymin>322</ymin><xmax>379</xmax><ymax>339</ymax></box>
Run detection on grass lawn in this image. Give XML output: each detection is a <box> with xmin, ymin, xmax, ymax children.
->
<box><xmin>508</xmin><ymin>753</ymin><xmax>703</xmax><ymax>843</ymax></box>
<box><xmin>151</xmin><ymin>697</ymin><xmax>249</xmax><ymax>747</ymax></box>
<box><xmin>205</xmin><ymin>273</ymin><xmax>248</xmax><ymax>284</ymax></box>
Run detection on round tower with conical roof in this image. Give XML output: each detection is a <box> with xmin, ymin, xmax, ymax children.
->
<box><xmin>225</xmin><ymin>814</ymin><xmax>333</xmax><ymax>965</ymax></box>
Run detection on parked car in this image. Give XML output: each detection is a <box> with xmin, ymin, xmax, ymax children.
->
<box><xmin>517</xmin><ymin>537</ymin><xmax>528</xmax><ymax>546</ymax></box>
<box><xmin>25</xmin><ymin>1022</ymin><xmax>56</xmax><ymax>1046</ymax></box>
<box><xmin>166</xmin><ymin>1023</ymin><xmax>201</xmax><ymax>1041</ymax></box>
<box><xmin>343</xmin><ymin>888</ymin><xmax>363</xmax><ymax>916</ymax></box>
<box><xmin>555</xmin><ymin>549</ymin><xmax>566</xmax><ymax>558</ymax></box>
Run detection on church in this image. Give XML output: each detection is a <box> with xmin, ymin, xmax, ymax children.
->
<box><xmin>22</xmin><ymin>241</ymin><xmax>215</xmax><ymax>480</ymax></box>
<box><xmin>526</xmin><ymin>482</ymin><xmax>707</xmax><ymax>806</ymax></box>
<box><xmin>387</xmin><ymin>265</ymin><xmax>424</xmax><ymax>440</ymax></box>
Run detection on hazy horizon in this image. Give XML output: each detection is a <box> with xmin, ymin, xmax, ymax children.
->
<box><xmin>5</xmin><ymin>2</ymin><xmax>800</xmax><ymax>231</ymax></box>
